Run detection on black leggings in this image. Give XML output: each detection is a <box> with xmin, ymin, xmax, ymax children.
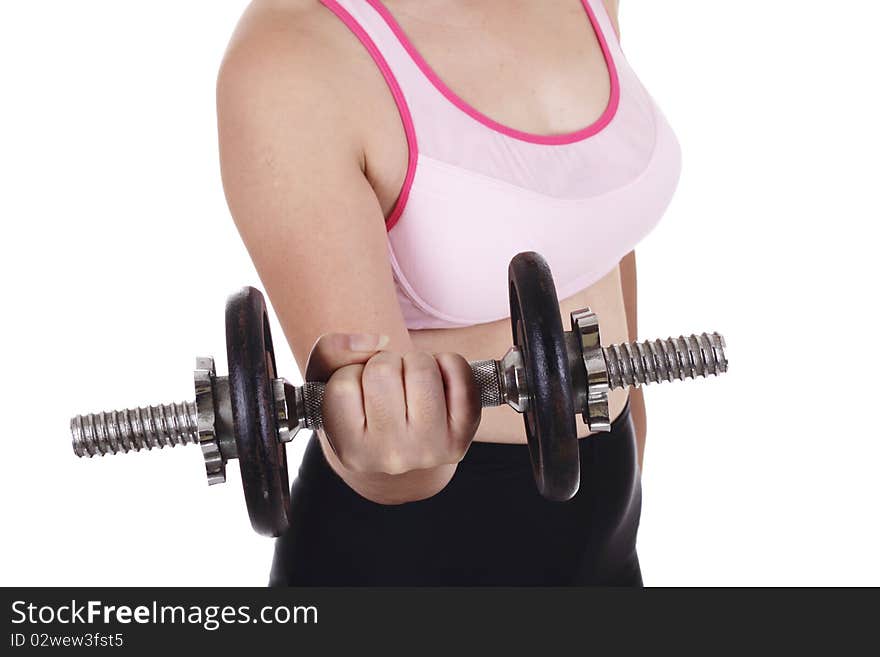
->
<box><xmin>270</xmin><ymin>400</ymin><xmax>642</xmax><ymax>586</ymax></box>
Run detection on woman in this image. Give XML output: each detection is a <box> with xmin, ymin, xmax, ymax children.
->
<box><xmin>217</xmin><ymin>0</ymin><xmax>680</xmax><ymax>585</ymax></box>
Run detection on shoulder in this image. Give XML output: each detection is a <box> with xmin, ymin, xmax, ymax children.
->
<box><xmin>217</xmin><ymin>0</ymin><xmax>365</xmax><ymax>132</ymax></box>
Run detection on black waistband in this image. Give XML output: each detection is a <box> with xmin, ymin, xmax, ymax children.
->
<box><xmin>298</xmin><ymin>396</ymin><xmax>633</xmax><ymax>480</ymax></box>
<box><xmin>276</xmin><ymin>395</ymin><xmax>641</xmax><ymax>586</ymax></box>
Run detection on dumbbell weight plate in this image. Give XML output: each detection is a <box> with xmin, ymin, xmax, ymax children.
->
<box><xmin>508</xmin><ymin>252</ymin><xmax>580</xmax><ymax>501</ymax></box>
<box><xmin>226</xmin><ymin>287</ymin><xmax>291</xmax><ymax>537</ymax></box>
<box><xmin>226</xmin><ymin>252</ymin><xmax>578</xmax><ymax>537</ymax></box>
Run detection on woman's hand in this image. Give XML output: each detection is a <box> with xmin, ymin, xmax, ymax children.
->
<box><xmin>305</xmin><ymin>333</ymin><xmax>482</xmax><ymax>504</ymax></box>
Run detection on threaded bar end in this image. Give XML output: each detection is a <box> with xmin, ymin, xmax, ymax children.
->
<box><xmin>71</xmin><ymin>401</ymin><xmax>199</xmax><ymax>457</ymax></box>
<box><xmin>603</xmin><ymin>332</ymin><xmax>727</xmax><ymax>390</ymax></box>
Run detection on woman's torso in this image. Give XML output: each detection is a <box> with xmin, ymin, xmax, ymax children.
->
<box><xmin>245</xmin><ymin>0</ymin><xmax>678</xmax><ymax>444</ymax></box>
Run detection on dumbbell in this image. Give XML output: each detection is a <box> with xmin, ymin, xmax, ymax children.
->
<box><xmin>70</xmin><ymin>251</ymin><xmax>728</xmax><ymax>537</ymax></box>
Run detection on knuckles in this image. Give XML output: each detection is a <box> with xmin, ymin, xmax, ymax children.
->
<box><xmin>362</xmin><ymin>358</ymin><xmax>399</xmax><ymax>384</ymax></box>
<box><xmin>402</xmin><ymin>352</ymin><xmax>440</xmax><ymax>379</ymax></box>
<box><xmin>324</xmin><ymin>373</ymin><xmax>362</xmax><ymax>402</ymax></box>
<box><xmin>322</xmin><ymin>350</ymin><xmax>478</xmax><ymax>478</ymax></box>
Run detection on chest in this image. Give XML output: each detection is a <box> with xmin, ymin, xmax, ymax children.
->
<box><xmin>360</xmin><ymin>0</ymin><xmax>616</xmax><ymax>213</ymax></box>
<box><xmin>382</xmin><ymin>0</ymin><xmax>612</xmax><ymax>132</ymax></box>
<box><xmin>326</xmin><ymin>0</ymin><xmax>679</xmax><ymax>328</ymax></box>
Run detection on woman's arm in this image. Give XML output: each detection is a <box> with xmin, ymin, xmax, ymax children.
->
<box><xmin>620</xmin><ymin>250</ymin><xmax>646</xmax><ymax>468</ymax></box>
<box><xmin>217</xmin><ymin>5</ymin><xmax>412</xmax><ymax>359</ymax></box>
<box><xmin>216</xmin><ymin>5</ymin><xmax>479</xmax><ymax>503</ymax></box>
<box><xmin>602</xmin><ymin>1</ymin><xmax>644</xmax><ymax>467</ymax></box>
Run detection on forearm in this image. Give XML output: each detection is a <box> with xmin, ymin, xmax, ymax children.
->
<box><xmin>320</xmin><ymin>433</ymin><xmax>459</xmax><ymax>504</ymax></box>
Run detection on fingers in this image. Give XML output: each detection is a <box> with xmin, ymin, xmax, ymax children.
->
<box><xmin>322</xmin><ymin>363</ymin><xmax>366</xmax><ymax>440</ymax></box>
<box><xmin>402</xmin><ymin>351</ymin><xmax>447</xmax><ymax>433</ymax></box>
<box><xmin>316</xmin><ymin>347</ymin><xmax>482</xmax><ymax>478</ymax></box>
<box><xmin>435</xmin><ymin>352</ymin><xmax>481</xmax><ymax>442</ymax></box>
<box><xmin>362</xmin><ymin>351</ymin><xmax>406</xmax><ymax>434</ymax></box>
<box><xmin>305</xmin><ymin>332</ymin><xmax>390</xmax><ymax>382</ymax></box>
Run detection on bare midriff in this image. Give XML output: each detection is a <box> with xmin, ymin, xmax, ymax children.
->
<box><xmin>410</xmin><ymin>266</ymin><xmax>631</xmax><ymax>444</ymax></box>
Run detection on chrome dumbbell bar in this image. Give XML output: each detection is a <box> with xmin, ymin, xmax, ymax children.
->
<box><xmin>70</xmin><ymin>320</ymin><xmax>726</xmax><ymax>487</ymax></box>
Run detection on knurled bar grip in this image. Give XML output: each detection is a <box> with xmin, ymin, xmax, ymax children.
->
<box><xmin>299</xmin><ymin>359</ymin><xmax>504</xmax><ymax>430</ymax></box>
<box><xmin>71</xmin><ymin>333</ymin><xmax>727</xmax><ymax>460</ymax></box>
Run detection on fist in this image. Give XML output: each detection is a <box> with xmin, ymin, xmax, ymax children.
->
<box><xmin>304</xmin><ymin>334</ymin><xmax>482</xmax><ymax>500</ymax></box>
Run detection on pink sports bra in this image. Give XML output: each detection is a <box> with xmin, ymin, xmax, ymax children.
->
<box><xmin>320</xmin><ymin>0</ymin><xmax>682</xmax><ymax>329</ymax></box>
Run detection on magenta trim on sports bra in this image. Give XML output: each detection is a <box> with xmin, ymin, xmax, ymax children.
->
<box><xmin>321</xmin><ymin>0</ymin><xmax>418</xmax><ymax>230</ymax></box>
<box><xmin>317</xmin><ymin>0</ymin><xmax>682</xmax><ymax>329</ymax></box>
<box><xmin>364</xmin><ymin>0</ymin><xmax>621</xmax><ymax>145</ymax></box>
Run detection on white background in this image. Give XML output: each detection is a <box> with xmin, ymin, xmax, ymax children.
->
<box><xmin>1</xmin><ymin>1</ymin><xmax>877</xmax><ymax>586</ymax></box>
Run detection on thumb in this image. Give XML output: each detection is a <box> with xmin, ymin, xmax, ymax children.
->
<box><xmin>305</xmin><ymin>332</ymin><xmax>390</xmax><ymax>382</ymax></box>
